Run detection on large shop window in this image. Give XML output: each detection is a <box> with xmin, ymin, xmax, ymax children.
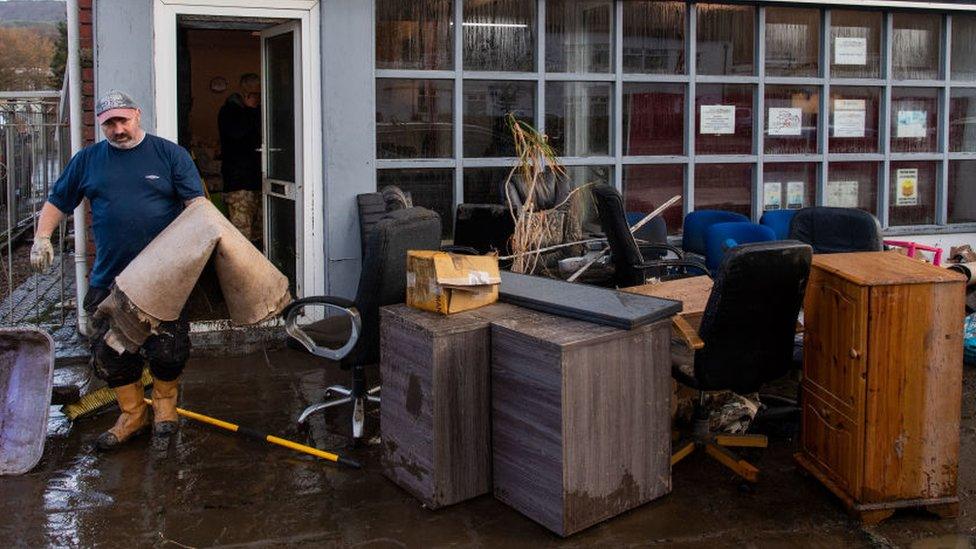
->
<box><xmin>376</xmin><ymin>2</ymin><xmax>976</xmax><ymax>236</ymax></box>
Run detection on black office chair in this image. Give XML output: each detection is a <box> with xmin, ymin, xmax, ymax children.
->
<box><xmin>670</xmin><ymin>241</ymin><xmax>812</xmax><ymax>482</ymax></box>
<box><xmin>283</xmin><ymin>207</ymin><xmax>441</xmax><ymax>441</ymax></box>
<box><xmin>788</xmin><ymin>206</ymin><xmax>883</xmax><ymax>254</ymax></box>
<box><xmin>592</xmin><ymin>186</ymin><xmax>707</xmax><ymax>287</ymax></box>
<box><xmin>454</xmin><ymin>203</ymin><xmax>516</xmax><ymax>256</ymax></box>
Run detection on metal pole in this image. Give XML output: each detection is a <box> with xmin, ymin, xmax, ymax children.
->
<box><xmin>66</xmin><ymin>0</ymin><xmax>91</xmax><ymax>336</ymax></box>
<box><xmin>5</xmin><ymin>124</ymin><xmax>15</xmax><ymax>323</ymax></box>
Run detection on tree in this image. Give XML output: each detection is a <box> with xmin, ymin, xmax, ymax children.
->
<box><xmin>49</xmin><ymin>21</ymin><xmax>67</xmax><ymax>89</ymax></box>
<box><xmin>0</xmin><ymin>27</ymin><xmax>55</xmax><ymax>91</ymax></box>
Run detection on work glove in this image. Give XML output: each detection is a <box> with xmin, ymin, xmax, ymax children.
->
<box><xmin>30</xmin><ymin>236</ymin><xmax>54</xmax><ymax>273</ymax></box>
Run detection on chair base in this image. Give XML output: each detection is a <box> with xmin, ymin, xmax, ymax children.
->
<box><xmin>671</xmin><ymin>399</ymin><xmax>768</xmax><ymax>483</ymax></box>
<box><xmin>298</xmin><ymin>364</ymin><xmax>380</xmax><ymax>441</ymax></box>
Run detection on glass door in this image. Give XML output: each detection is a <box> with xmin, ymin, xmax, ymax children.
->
<box><xmin>261</xmin><ymin>21</ymin><xmax>302</xmax><ymax>294</ymax></box>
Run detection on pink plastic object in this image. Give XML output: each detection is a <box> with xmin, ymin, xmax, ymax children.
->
<box><xmin>883</xmin><ymin>240</ymin><xmax>943</xmax><ymax>266</ymax></box>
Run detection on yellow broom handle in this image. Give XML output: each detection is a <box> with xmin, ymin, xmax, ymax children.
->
<box><xmin>144</xmin><ymin>398</ymin><xmax>361</xmax><ymax>468</ymax></box>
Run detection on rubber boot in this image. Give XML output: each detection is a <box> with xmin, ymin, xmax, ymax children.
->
<box><xmin>151</xmin><ymin>377</ymin><xmax>180</xmax><ymax>439</ymax></box>
<box><xmin>95</xmin><ymin>381</ymin><xmax>151</xmax><ymax>450</ymax></box>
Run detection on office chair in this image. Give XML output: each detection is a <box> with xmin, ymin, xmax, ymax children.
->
<box><xmin>592</xmin><ymin>186</ymin><xmax>708</xmax><ymax>287</ymax></box>
<box><xmin>453</xmin><ymin>203</ymin><xmax>516</xmax><ymax>256</ymax></box>
<box><xmin>626</xmin><ymin>212</ymin><xmax>669</xmax><ymax>261</ymax></box>
<box><xmin>283</xmin><ymin>207</ymin><xmax>441</xmax><ymax>441</ymax></box>
<box><xmin>788</xmin><ymin>207</ymin><xmax>883</xmax><ymax>254</ymax></box>
<box><xmin>356</xmin><ymin>186</ymin><xmax>414</xmax><ymax>257</ymax></box>
<box><xmin>682</xmin><ymin>210</ymin><xmax>751</xmax><ymax>257</ymax></box>
<box><xmin>759</xmin><ymin>209</ymin><xmax>797</xmax><ymax>240</ymax></box>
<box><xmin>703</xmin><ymin>222</ymin><xmax>778</xmax><ymax>272</ymax></box>
<box><xmin>670</xmin><ymin>241</ymin><xmax>812</xmax><ymax>482</ymax></box>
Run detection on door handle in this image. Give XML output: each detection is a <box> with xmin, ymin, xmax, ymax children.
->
<box><xmin>849</xmin><ymin>348</ymin><xmax>861</xmax><ymax>359</ymax></box>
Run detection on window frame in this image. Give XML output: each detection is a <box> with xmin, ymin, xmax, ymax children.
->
<box><xmin>375</xmin><ymin>1</ymin><xmax>976</xmax><ymax>236</ymax></box>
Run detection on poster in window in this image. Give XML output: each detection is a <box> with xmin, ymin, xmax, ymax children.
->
<box><xmin>787</xmin><ymin>181</ymin><xmax>805</xmax><ymax>209</ymax></box>
<box><xmin>768</xmin><ymin>107</ymin><xmax>802</xmax><ymax>136</ymax></box>
<box><xmin>764</xmin><ymin>182</ymin><xmax>782</xmax><ymax>211</ymax></box>
<box><xmin>700</xmin><ymin>105</ymin><xmax>736</xmax><ymax>135</ymax></box>
<box><xmin>896</xmin><ymin>111</ymin><xmax>927</xmax><ymax>138</ymax></box>
<box><xmin>833</xmin><ymin>99</ymin><xmax>866</xmax><ymax>138</ymax></box>
<box><xmin>826</xmin><ymin>180</ymin><xmax>859</xmax><ymax>208</ymax></box>
<box><xmin>895</xmin><ymin>168</ymin><xmax>919</xmax><ymax>206</ymax></box>
<box><xmin>834</xmin><ymin>36</ymin><xmax>867</xmax><ymax>65</ymax></box>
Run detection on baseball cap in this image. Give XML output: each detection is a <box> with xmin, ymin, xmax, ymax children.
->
<box><xmin>96</xmin><ymin>90</ymin><xmax>139</xmax><ymax>124</ymax></box>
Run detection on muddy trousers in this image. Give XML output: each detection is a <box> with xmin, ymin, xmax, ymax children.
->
<box><xmin>84</xmin><ymin>287</ymin><xmax>191</xmax><ymax>389</ymax></box>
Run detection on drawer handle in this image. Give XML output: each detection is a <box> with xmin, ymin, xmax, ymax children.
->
<box><xmin>849</xmin><ymin>348</ymin><xmax>861</xmax><ymax>359</ymax></box>
<box><xmin>811</xmin><ymin>404</ymin><xmax>846</xmax><ymax>431</ymax></box>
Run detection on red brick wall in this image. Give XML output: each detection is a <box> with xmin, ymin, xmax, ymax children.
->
<box><xmin>79</xmin><ymin>0</ymin><xmax>95</xmax><ymax>145</ymax></box>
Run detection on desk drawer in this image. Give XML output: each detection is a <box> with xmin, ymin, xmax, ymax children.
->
<box><xmin>802</xmin><ymin>270</ymin><xmax>867</xmax><ymax>419</ymax></box>
<box><xmin>801</xmin><ymin>387</ymin><xmax>862</xmax><ymax>496</ymax></box>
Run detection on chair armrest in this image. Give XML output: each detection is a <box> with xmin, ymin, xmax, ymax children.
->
<box><xmin>440</xmin><ymin>245</ymin><xmax>481</xmax><ymax>255</ymax></box>
<box><xmin>636</xmin><ymin>242</ymin><xmax>684</xmax><ymax>259</ymax></box>
<box><xmin>672</xmin><ymin>316</ymin><xmax>704</xmax><ymax>350</ymax></box>
<box><xmin>637</xmin><ymin>259</ymin><xmax>711</xmax><ymax>278</ymax></box>
<box><xmin>283</xmin><ymin>296</ymin><xmax>362</xmax><ymax>362</ymax></box>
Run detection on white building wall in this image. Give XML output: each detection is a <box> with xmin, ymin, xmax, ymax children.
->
<box><xmin>94</xmin><ymin>0</ymin><xmax>156</xmax><ymax>133</ymax></box>
<box><xmin>320</xmin><ymin>0</ymin><xmax>376</xmax><ymax>298</ymax></box>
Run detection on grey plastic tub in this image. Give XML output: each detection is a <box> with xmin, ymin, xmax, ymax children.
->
<box><xmin>0</xmin><ymin>328</ymin><xmax>55</xmax><ymax>475</ymax></box>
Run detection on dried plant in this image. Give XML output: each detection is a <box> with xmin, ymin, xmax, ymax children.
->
<box><xmin>504</xmin><ymin>114</ymin><xmax>590</xmax><ymax>275</ymax></box>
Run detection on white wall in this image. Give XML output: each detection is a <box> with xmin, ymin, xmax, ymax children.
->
<box><xmin>94</xmin><ymin>0</ymin><xmax>156</xmax><ymax>132</ymax></box>
<box><xmin>320</xmin><ymin>0</ymin><xmax>376</xmax><ymax>298</ymax></box>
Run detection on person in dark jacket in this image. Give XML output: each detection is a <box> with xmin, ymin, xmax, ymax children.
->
<box><xmin>218</xmin><ymin>73</ymin><xmax>262</xmax><ymax>244</ymax></box>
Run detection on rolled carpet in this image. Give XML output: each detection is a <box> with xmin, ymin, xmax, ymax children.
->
<box><xmin>97</xmin><ymin>200</ymin><xmax>292</xmax><ymax>353</ymax></box>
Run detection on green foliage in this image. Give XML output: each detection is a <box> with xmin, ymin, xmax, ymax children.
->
<box><xmin>48</xmin><ymin>20</ymin><xmax>66</xmax><ymax>89</ymax></box>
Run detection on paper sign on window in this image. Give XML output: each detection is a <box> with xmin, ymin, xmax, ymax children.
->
<box><xmin>700</xmin><ymin>105</ymin><xmax>736</xmax><ymax>135</ymax></box>
<box><xmin>787</xmin><ymin>182</ymin><xmax>805</xmax><ymax>209</ymax></box>
<box><xmin>896</xmin><ymin>111</ymin><xmax>927</xmax><ymax>138</ymax></box>
<box><xmin>833</xmin><ymin>99</ymin><xmax>866</xmax><ymax>138</ymax></box>
<box><xmin>768</xmin><ymin>108</ymin><xmax>802</xmax><ymax>136</ymax></box>
<box><xmin>895</xmin><ymin>168</ymin><xmax>919</xmax><ymax>206</ymax></box>
<box><xmin>826</xmin><ymin>180</ymin><xmax>859</xmax><ymax>208</ymax></box>
<box><xmin>764</xmin><ymin>182</ymin><xmax>783</xmax><ymax>211</ymax></box>
<box><xmin>834</xmin><ymin>36</ymin><xmax>867</xmax><ymax>65</ymax></box>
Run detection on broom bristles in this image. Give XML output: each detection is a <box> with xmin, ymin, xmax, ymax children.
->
<box><xmin>61</xmin><ymin>367</ymin><xmax>153</xmax><ymax>421</ymax></box>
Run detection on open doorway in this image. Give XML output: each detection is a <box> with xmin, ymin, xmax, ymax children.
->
<box><xmin>174</xmin><ymin>15</ymin><xmax>299</xmax><ymax>321</ymax></box>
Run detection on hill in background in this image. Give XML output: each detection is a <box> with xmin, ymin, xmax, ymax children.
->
<box><xmin>0</xmin><ymin>0</ymin><xmax>65</xmax><ymax>32</ymax></box>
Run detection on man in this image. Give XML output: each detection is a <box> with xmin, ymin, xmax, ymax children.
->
<box><xmin>30</xmin><ymin>90</ymin><xmax>205</xmax><ymax>451</ymax></box>
<box><xmin>218</xmin><ymin>73</ymin><xmax>262</xmax><ymax>246</ymax></box>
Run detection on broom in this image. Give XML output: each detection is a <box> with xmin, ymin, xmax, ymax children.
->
<box><xmin>61</xmin><ymin>367</ymin><xmax>154</xmax><ymax>421</ymax></box>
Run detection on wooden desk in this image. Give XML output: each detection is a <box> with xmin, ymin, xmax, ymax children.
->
<box><xmin>491</xmin><ymin>310</ymin><xmax>673</xmax><ymax>537</ymax></box>
<box><xmin>795</xmin><ymin>252</ymin><xmax>965</xmax><ymax>524</ymax></box>
<box><xmin>624</xmin><ymin>276</ymin><xmax>712</xmax><ymax>337</ymax></box>
<box><xmin>379</xmin><ymin>303</ymin><xmax>533</xmax><ymax>509</ymax></box>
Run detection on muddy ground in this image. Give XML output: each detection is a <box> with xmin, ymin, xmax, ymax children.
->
<box><xmin>2</xmin><ymin>347</ymin><xmax>974</xmax><ymax>548</ymax></box>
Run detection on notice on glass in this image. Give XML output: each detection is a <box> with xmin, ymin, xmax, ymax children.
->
<box><xmin>897</xmin><ymin>110</ymin><xmax>927</xmax><ymax>138</ymax></box>
<box><xmin>787</xmin><ymin>181</ymin><xmax>805</xmax><ymax>209</ymax></box>
<box><xmin>700</xmin><ymin>105</ymin><xmax>736</xmax><ymax>135</ymax></box>
<box><xmin>834</xmin><ymin>99</ymin><xmax>866</xmax><ymax>138</ymax></box>
<box><xmin>826</xmin><ymin>180</ymin><xmax>859</xmax><ymax>208</ymax></box>
<box><xmin>768</xmin><ymin>107</ymin><xmax>802</xmax><ymax>136</ymax></box>
<box><xmin>895</xmin><ymin>168</ymin><xmax>919</xmax><ymax>206</ymax></box>
<box><xmin>834</xmin><ymin>37</ymin><xmax>867</xmax><ymax>66</ymax></box>
<box><xmin>764</xmin><ymin>182</ymin><xmax>783</xmax><ymax>211</ymax></box>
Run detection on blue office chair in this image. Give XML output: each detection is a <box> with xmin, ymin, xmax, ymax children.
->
<box><xmin>760</xmin><ymin>210</ymin><xmax>797</xmax><ymax>240</ymax></box>
<box><xmin>704</xmin><ymin>222</ymin><xmax>777</xmax><ymax>272</ymax></box>
<box><xmin>682</xmin><ymin>210</ymin><xmax>750</xmax><ymax>257</ymax></box>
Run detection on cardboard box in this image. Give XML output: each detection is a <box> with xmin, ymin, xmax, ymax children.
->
<box><xmin>406</xmin><ymin>251</ymin><xmax>501</xmax><ymax>315</ymax></box>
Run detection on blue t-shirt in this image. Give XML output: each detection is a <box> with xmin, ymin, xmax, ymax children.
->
<box><xmin>48</xmin><ymin>134</ymin><xmax>204</xmax><ymax>289</ymax></box>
